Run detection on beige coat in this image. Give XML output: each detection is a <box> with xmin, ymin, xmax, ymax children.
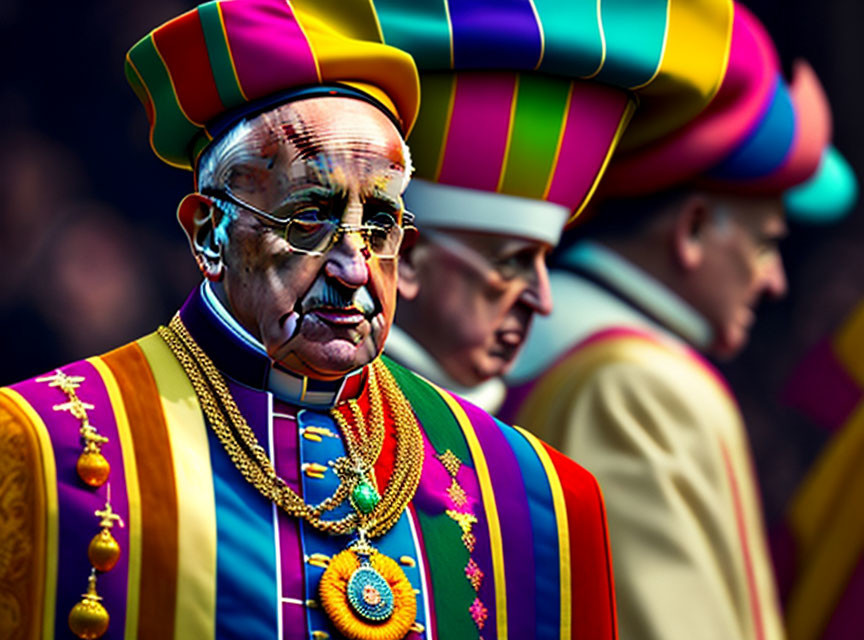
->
<box><xmin>504</xmin><ymin>249</ymin><xmax>785</xmax><ymax>640</ymax></box>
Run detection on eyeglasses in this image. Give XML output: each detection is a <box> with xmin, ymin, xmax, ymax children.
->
<box><xmin>423</xmin><ymin>228</ymin><xmax>547</xmax><ymax>287</ymax></box>
<box><xmin>201</xmin><ymin>186</ymin><xmax>413</xmax><ymax>259</ymax></box>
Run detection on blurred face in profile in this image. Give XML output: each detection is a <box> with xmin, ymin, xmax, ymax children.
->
<box><xmin>397</xmin><ymin>229</ymin><xmax>553</xmax><ymax>386</ymax></box>
<box><xmin>185</xmin><ymin>97</ymin><xmax>411</xmax><ymax>379</ymax></box>
<box><xmin>687</xmin><ymin>193</ymin><xmax>788</xmax><ymax>358</ymax></box>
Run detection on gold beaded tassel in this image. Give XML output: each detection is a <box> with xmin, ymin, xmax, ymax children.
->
<box><xmin>68</xmin><ymin>569</ymin><xmax>110</xmax><ymax>640</ymax></box>
<box><xmin>88</xmin><ymin>486</ymin><xmax>125</xmax><ymax>572</ymax></box>
<box><xmin>37</xmin><ymin>370</ymin><xmax>119</xmax><ymax>640</ymax></box>
<box><xmin>37</xmin><ymin>369</ymin><xmax>111</xmax><ymax>486</ymax></box>
<box><xmin>68</xmin><ymin>486</ymin><xmax>123</xmax><ymax>639</ymax></box>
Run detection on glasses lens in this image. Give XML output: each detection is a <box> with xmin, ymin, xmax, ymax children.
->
<box><xmin>284</xmin><ymin>215</ymin><xmax>405</xmax><ymax>257</ymax></box>
<box><xmin>364</xmin><ymin>212</ymin><xmax>403</xmax><ymax>257</ymax></box>
<box><xmin>286</xmin><ymin>219</ymin><xmax>336</xmax><ymax>252</ymax></box>
<box><xmin>359</xmin><ymin>225</ymin><xmax>402</xmax><ymax>257</ymax></box>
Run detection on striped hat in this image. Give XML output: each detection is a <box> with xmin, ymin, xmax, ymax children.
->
<box><xmin>598</xmin><ymin>4</ymin><xmax>857</xmax><ymax>223</ymax></box>
<box><xmin>331</xmin><ymin>0</ymin><xmax>736</xmax><ymax>242</ymax></box>
<box><xmin>125</xmin><ymin>0</ymin><xmax>419</xmax><ymax>171</ymax></box>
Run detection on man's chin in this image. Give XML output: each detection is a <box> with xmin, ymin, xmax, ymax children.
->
<box><xmin>709</xmin><ymin>328</ymin><xmax>748</xmax><ymax>361</ymax></box>
<box><xmin>271</xmin><ymin>336</ymin><xmax>383</xmax><ymax>380</ymax></box>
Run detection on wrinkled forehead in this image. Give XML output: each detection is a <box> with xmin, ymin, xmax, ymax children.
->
<box><xmin>204</xmin><ymin>97</ymin><xmax>410</xmax><ymax>196</ymax></box>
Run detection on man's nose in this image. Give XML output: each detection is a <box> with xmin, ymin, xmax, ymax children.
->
<box><xmin>518</xmin><ymin>255</ymin><xmax>554</xmax><ymax>315</ymax></box>
<box><xmin>762</xmin><ymin>254</ymin><xmax>788</xmax><ymax>299</ymax></box>
<box><xmin>324</xmin><ymin>229</ymin><xmax>370</xmax><ymax>288</ymax></box>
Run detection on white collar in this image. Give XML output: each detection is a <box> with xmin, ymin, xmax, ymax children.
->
<box><xmin>559</xmin><ymin>241</ymin><xmax>714</xmax><ymax>349</ymax></box>
<box><xmin>201</xmin><ymin>281</ymin><xmax>362</xmax><ymax>408</ymax></box>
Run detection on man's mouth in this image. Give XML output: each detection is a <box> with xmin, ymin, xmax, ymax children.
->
<box><xmin>309</xmin><ymin>307</ymin><xmax>367</xmax><ymax>325</ymax></box>
<box><xmin>497</xmin><ymin>329</ymin><xmax>525</xmax><ymax>348</ymax></box>
<box><xmin>282</xmin><ymin>278</ymin><xmax>381</xmax><ymax>334</ymax></box>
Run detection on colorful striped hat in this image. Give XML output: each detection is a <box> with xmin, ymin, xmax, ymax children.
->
<box><xmin>598</xmin><ymin>4</ymin><xmax>857</xmax><ymax>223</ymax></box>
<box><xmin>307</xmin><ymin>0</ymin><xmax>735</xmax><ymax>241</ymax></box>
<box><xmin>125</xmin><ymin>0</ymin><xmax>419</xmax><ymax>171</ymax></box>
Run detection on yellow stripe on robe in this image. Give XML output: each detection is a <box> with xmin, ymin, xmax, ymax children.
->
<box><xmin>138</xmin><ymin>332</ymin><xmax>218</xmax><ymax>639</ymax></box>
<box><xmin>89</xmin><ymin>356</ymin><xmax>144</xmax><ymax>639</ymax></box>
<box><xmin>515</xmin><ymin>426</ymin><xmax>572</xmax><ymax>639</ymax></box>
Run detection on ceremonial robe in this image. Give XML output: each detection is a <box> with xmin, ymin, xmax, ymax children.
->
<box><xmin>502</xmin><ymin>242</ymin><xmax>784</xmax><ymax>640</ymax></box>
<box><xmin>1</xmin><ymin>283</ymin><xmax>617</xmax><ymax>640</ymax></box>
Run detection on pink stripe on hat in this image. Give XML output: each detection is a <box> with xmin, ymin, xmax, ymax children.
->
<box><xmin>546</xmin><ymin>84</ymin><xmax>633</xmax><ymax>218</ymax></box>
<box><xmin>437</xmin><ymin>73</ymin><xmax>517</xmax><ymax>193</ymax></box>
<box><xmin>221</xmin><ymin>0</ymin><xmax>320</xmax><ymax>103</ymax></box>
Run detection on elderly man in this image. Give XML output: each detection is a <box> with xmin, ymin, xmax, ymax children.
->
<box><xmin>502</xmin><ymin>6</ymin><xmax>857</xmax><ymax>640</ymax></box>
<box><xmin>0</xmin><ymin>2</ymin><xmax>627</xmax><ymax>639</ymax></box>
<box><xmin>377</xmin><ymin>0</ymin><xmax>736</xmax><ymax>413</ymax></box>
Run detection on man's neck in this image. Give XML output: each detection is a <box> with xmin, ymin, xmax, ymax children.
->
<box><xmin>180</xmin><ymin>281</ymin><xmax>365</xmax><ymax>408</ymax></box>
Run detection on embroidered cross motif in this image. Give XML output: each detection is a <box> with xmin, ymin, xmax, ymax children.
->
<box><xmin>465</xmin><ymin>558</ymin><xmax>484</xmax><ymax>591</ymax></box>
<box><xmin>469</xmin><ymin>597</ymin><xmax>488</xmax><ymax>630</ymax></box>
<box><xmin>94</xmin><ymin>486</ymin><xmax>125</xmax><ymax>530</ymax></box>
<box><xmin>438</xmin><ymin>448</ymin><xmax>486</xmax><ymax>629</ymax></box>
<box><xmin>36</xmin><ymin>370</ymin><xmax>85</xmax><ymax>395</ymax></box>
<box><xmin>446</xmin><ymin>478</ymin><xmax>468</xmax><ymax>507</ymax></box>
<box><xmin>446</xmin><ymin>509</ymin><xmax>477</xmax><ymax>535</ymax></box>
<box><xmin>437</xmin><ymin>449</ymin><xmax>462</xmax><ymax>478</ymax></box>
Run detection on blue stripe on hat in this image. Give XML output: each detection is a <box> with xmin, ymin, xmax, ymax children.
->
<box><xmin>708</xmin><ymin>73</ymin><xmax>796</xmax><ymax>181</ymax></box>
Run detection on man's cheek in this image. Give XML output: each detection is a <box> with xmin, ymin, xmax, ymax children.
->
<box><xmin>369</xmin><ymin>262</ymin><xmax>399</xmax><ymax>317</ymax></box>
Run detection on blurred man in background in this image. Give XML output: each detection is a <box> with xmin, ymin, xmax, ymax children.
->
<box><xmin>384</xmin><ymin>0</ymin><xmax>735</xmax><ymax>414</ymax></box>
<box><xmin>502</xmin><ymin>5</ymin><xmax>857</xmax><ymax>639</ymax></box>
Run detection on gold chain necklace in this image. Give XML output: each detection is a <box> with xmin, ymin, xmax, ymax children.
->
<box><xmin>157</xmin><ymin>314</ymin><xmax>423</xmax><ymax>539</ymax></box>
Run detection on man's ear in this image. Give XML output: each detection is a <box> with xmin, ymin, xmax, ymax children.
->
<box><xmin>397</xmin><ymin>241</ymin><xmax>422</xmax><ymax>300</ymax></box>
<box><xmin>671</xmin><ymin>194</ymin><xmax>710</xmax><ymax>271</ymax></box>
<box><xmin>177</xmin><ymin>193</ymin><xmax>226</xmax><ymax>281</ymax></box>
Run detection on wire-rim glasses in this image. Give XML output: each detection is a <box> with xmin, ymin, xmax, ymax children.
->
<box><xmin>201</xmin><ymin>186</ymin><xmax>412</xmax><ymax>259</ymax></box>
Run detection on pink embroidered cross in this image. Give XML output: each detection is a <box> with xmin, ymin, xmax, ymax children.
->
<box><xmin>470</xmin><ymin>597</ymin><xmax>488</xmax><ymax>630</ymax></box>
<box><xmin>465</xmin><ymin>558</ymin><xmax>484</xmax><ymax>591</ymax></box>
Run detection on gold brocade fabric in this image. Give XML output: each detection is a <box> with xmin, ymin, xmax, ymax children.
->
<box><xmin>0</xmin><ymin>396</ymin><xmax>46</xmax><ymax>640</ymax></box>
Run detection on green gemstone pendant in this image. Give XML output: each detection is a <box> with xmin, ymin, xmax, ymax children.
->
<box><xmin>352</xmin><ymin>480</ymin><xmax>380</xmax><ymax>514</ymax></box>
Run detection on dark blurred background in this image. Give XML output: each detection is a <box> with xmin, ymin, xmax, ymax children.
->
<box><xmin>1</xmin><ymin>0</ymin><xmax>861</xmax><ymax>526</ymax></box>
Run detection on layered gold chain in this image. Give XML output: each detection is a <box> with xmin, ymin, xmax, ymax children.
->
<box><xmin>158</xmin><ymin>314</ymin><xmax>423</xmax><ymax>539</ymax></box>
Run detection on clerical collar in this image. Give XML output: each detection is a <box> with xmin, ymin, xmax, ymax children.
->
<box><xmin>178</xmin><ymin>282</ymin><xmax>365</xmax><ymax>408</ymax></box>
<box><xmin>557</xmin><ymin>241</ymin><xmax>714</xmax><ymax>350</ymax></box>
<box><xmin>384</xmin><ymin>324</ymin><xmax>506</xmax><ymax>414</ymax></box>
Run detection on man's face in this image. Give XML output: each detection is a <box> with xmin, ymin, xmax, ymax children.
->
<box><xmin>398</xmin><ymin>230</ymin><xmax>553</xmax><ymax>386</ymax></box>
<box><xmin>692</xmin><ymin>194</ymin><xmax>788</xmax><ymax>358</ymax></box>
<box><xmin>211</xmin><ymin>98</ymin><xmax>408</xmax><ymax>379</ymax></box>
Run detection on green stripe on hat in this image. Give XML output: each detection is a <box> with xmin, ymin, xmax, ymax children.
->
<box><xmin>498</xmin><ymin>74</ymin><xmax>571</xmax><ymax>199</ymax></box>
<box><xmin>129</xmin><ymin>35</ymin><xmax>202</xmax><ymax>168</ymax></box>
<box><xmin>375</xmin><ymin>0</ymin><xmax>453</xmax><ymax>69</ymax></box>
<box><xmin>124</xmin><ymin>58</ymin><xmax>152</xmax><ymax>120</ymax></box>
<box><xmin>409</xmin><ymin>73</ymin><xmax>456</xmax><ymax>180</ymax></box>
<box><xmin>198</xmin><ymin>2</ymin><xmax>247</xmax><ymax>106</ymax></box>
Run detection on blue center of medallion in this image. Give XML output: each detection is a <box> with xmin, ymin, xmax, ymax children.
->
<box><xmin>347</xmin><ymin>565</ymin><xmax>395</xmax><ymax>622</ymax></box>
